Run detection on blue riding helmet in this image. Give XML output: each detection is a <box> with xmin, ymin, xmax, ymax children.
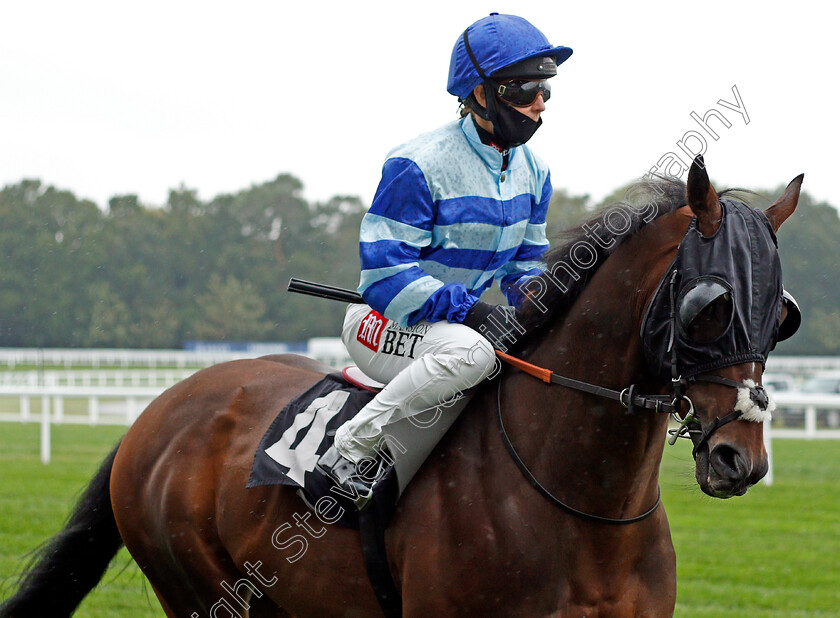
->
<box><xmin>447</xmin><ymin>13</ymin><xmax>573</xmax><ymax>99</ymax></box>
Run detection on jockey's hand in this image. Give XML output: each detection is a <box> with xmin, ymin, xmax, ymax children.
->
<box><xmin>461</xmin><ymin>301</ymin><xmax>526</xmax><ymax>352</ymax></box>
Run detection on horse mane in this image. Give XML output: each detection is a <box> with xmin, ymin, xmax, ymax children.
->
<box><xmin>516</xmin><ymin>176</ymin><xmax>688</xmax><ymax>336</ymax></box>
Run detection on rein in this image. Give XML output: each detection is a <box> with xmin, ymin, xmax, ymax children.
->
<box><xmin>493</xmin><ymin>351</ymin><xmax>768</xmax><ymax>525</ymax></box>
<box><xmin>495</xmin><ymin>351</ymin><xmax>677</xmax><ymax>413</ymax></box>
<box><xmin>494</xmin><ymin>351</ymin><xmax>665</xmax><ymax>525</ymax></box>
<box><xmin>494</xmin><ymin>378</ymin><xmax>662</xmax><ymax>525</ymax></box>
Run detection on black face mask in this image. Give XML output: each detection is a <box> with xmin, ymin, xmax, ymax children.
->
<box><xmin>641</xmin><ymin>198</ymin><xmax>791</xmax><ymax>381</ymax></box>
<box><xmin>482</xmin><ymin>87</ymin><xmax>542</xmax><ymax>148</ymax></box>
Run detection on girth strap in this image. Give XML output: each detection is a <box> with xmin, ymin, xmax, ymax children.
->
<box><xmin>358</xmin><ymin>504</ymin><xmax>402</xmax><ymax>617</ymax></box>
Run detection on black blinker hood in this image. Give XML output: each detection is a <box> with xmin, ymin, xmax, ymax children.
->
<box><xmin>641</xmin><ymin>198</ymin><xmax>784</xmax><ymax>380</ymax></box>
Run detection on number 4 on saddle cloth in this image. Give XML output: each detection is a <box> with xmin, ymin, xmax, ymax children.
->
<box><xmin>248</xmin><ymin>368</ymin><xmax>468</xmax><ymax>529</ymax></box>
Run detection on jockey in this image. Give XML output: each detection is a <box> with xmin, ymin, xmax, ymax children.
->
<box><xmin>317</xmin><ymin>13</ymin><xmax>573</xmax><ymax>505</ymax></box>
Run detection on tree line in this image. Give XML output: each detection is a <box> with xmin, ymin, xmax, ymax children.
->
<box><xmin>1</xmin><ymin>174</ymin><xmax>836</xmax><ymax>354</ymax></box>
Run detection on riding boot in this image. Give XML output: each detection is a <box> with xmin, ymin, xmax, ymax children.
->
<box><xmin>316</xmin><ymin>446</ymin><xmax>374</xmax><ymax>510</ymax></box>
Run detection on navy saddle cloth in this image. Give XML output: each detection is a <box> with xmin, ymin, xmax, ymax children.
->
<box><xmin>248</xmin><ymin>372</ymin><xmax>398</xmax><ymax>529</ymax></box>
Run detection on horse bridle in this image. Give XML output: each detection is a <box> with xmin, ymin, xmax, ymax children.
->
<box><xmin>494</xmin><ymin>338</ymin><xmax>771</xmax><ymax>525</ymax></box>
<box><xmin>659</xmin><ymin>267</ymin><xmax>771</xmax><ymax>457</ymax></box>
<box><xmin>495</xmin><ymin>254</ymin><xmax>778</xmax><ymax>525</ymax></box>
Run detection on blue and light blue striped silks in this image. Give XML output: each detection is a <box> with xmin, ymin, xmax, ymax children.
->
<box><xmin>358</xmin><ymin>115</ymin><xmax>552</xmax><ymax>327</ymax></box>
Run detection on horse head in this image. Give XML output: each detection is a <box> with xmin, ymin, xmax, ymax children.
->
<box><xmin>516</xmin><ymin>156</ymin><xmax>803</xmax><ymax>511</ymax></box>
<box><xmin>645</xmin><ymin>156</ymin><xmax>803</xmax><ymax>498</ymax></box>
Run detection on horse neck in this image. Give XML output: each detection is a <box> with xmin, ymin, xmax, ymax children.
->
<box><xmin>497</xmin><ymin>215</ymin><xmax>687</xmax><ymax>518</ymax></box>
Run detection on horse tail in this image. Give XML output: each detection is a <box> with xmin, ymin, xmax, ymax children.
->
<box><xmin>0</xmin><ymin>441</ymin><xmax>124</xmax><ymax>618</ymax></box>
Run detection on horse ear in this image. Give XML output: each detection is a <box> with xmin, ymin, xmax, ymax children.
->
<box><xmin>764</xmin><ymin>174</ymin><xmax>804</xmax><ymax>232</ymax></box>
<box><xmin>686</xmin><ymin>155</ymin><xmax>722</xmax><ymax>236</ymax></box>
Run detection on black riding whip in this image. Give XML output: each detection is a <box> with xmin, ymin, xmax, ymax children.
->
<box><xmin>287</xmin><ymin>278</ymin><xmax>364</xmax><ymax>304</ymax></box>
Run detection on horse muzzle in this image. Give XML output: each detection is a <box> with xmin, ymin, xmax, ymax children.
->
<box><xmin>694</xmin><ymin>435</ymin><xmax>769</xmax><ymax>498</ymax></box>
<box><xmin>683</xmin><ymin>377</ymin><xmax>772</xmax><ymax>498</ymax></box>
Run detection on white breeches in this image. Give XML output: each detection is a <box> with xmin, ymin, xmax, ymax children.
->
<box><xmin>334</xmin><ymin>304</ymin><xmax>498</xmax><ymax>462</ymax></box>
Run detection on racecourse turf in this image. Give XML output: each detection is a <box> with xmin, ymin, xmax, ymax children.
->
<box><xmin>0</xmin><ymin>423</ymin><xmax>838</xmax><ymax>617</ymax></box>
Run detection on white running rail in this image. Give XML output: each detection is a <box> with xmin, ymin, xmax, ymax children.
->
<box><xmin>2</xmin><ymin>382</ymin><xmax>839</xmax><ymax>468</ymax></box>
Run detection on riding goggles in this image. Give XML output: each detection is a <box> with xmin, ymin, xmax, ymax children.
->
<box><xmin>495</xmin><ymin>79</ymin><xmax>551</xmax><ymax>106</ymax></box>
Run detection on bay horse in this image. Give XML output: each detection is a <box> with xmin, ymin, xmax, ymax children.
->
<box><xmin>1</xmin><ymin>159</ymin><xmax>802</xmax><ymax>617</ymax></box>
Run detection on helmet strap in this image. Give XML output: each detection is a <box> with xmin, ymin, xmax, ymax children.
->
<box><xmin>461</xmin><ymin>27</ymin><xmax>543</xmax><ymax>149</ymax></box>
<box><xmin>463</xmin><ymin>92</ymin><xmax>491</xmax><ymax>121</ymax></box>
<box><xmin>461</xmin><ymin>26</ymin><xmax>496</xmax><ymax>124</ymax></box>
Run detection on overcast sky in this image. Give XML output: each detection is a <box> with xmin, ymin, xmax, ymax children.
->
<box><xmin>1</xmin><ymin>1</ymin><xmax>836</xmax><ymax>213</ymax></box>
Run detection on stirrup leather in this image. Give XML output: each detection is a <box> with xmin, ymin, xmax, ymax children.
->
<box><xmin>316</xmin><ymin>447</ymin><xmax>374</xmax><ymax>510</ymax></box>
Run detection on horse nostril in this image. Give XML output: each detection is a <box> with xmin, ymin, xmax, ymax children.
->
<box><xmin>710</xmin><ymin>444</ymin><xmax>747</xmax><ymax>481</ymax></box>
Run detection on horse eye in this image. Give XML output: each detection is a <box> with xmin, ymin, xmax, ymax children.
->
<box><xmin>684</xmin><ymin>293</ymin><xmax>733</xmax><ymax>343</ymax></box>
<box><xmin>678</xmin><ymin>279</ymin><xmax>734</xmax><ymax>344</ymax></box>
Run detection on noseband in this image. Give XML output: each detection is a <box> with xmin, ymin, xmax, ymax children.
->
<box><xmin>668</xmin><ymin>374</ymin><xmax>770</xmax><ymax>458</ymax></box>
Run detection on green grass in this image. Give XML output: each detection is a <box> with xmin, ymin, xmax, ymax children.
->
<box><xmin>0</xmin><ymin>424</ymin><xmax>164</xmax><ymax>617</ymax></box>
<box><xmin>662</xmin><ymin>440</ymin><xmax>840</xmax><ymax>617</ymax></box>
<box><xmin>1</xmin><ymin>424</ymin><xmax>838</xmax><ymax>616</ymax></box>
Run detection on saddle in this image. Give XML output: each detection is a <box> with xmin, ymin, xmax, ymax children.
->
<box><xmin>248</xmin><ymin>366</ymin><xmax>470</xmax><ymax>527</ymax></box>
<box><xmin>341</xmin><ymin>366</ymin><xmax>385</xmax><ymax>392</ymax></box>
<box><xmin>247</xmin><ymin>371</ymin><xmax>393</xmax><ymax>528</ymax></box>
